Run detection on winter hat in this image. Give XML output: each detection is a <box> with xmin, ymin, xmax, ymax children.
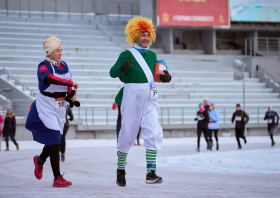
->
<box><xmin>125</xmin><ymin>16</ymin><xmax>156</xmax><ymax>46</ymax></box>
<box><xmin>199</xmin><ymin>103</ymin><xmax>205</xmax><ymax>112</ymax></box>
<box><xmin>43</xmin><ymin>36</ymin><xmax>61</xmax><ymax>56</ymax></box>
<box><xmin>210</xmin><ymin>103</ymin><xmax>215</xmax><ymax>108</ymax></box>
<box><xmin>236</xmin><ymin>103</ymin><xmax>241</xmax><ymax>107</ymax></box>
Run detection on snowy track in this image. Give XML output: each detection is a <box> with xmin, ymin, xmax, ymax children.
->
<box><xmin>0</xmin><ymin>137</ymin><xmax>279</xmax><ymax>197</ymax></box>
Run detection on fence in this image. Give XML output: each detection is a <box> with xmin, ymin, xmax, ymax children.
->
<box><xmin>257</xmin><ymin>66</ymin><xmax>280</xmax><ymax>94</ymax></box>
<box><xmin>0</xmin><ymin>98</ymin><xmax>275</xmax><ymax>125</ymax></box>
<box><xmin>0</xmin><ymin>0</ymin><xmax>139</xmax><ymax>21</ymax></box>
<box><xmin>0</xmin><ymin>67</ymin><xmax>35</xmax><ymax>97</ymax></box>
<box><xmin>245</xmin><ymin>37</ymin><xmax>280</xmax><ymax>57</ymax></box>
<box><xmin>76</xmin><ymin>105</ymin><xmax>273</xmax><ymax>125</ymax></box>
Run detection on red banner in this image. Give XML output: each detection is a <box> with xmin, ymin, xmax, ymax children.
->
<box><xmin>157</xmin><ymin>0</ymin><xmax>229</xmax><ymax>27</ymax></box>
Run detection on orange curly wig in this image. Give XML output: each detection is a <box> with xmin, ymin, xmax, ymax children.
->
<box><xmin>125</xmin><ymin>16</ymin><xmax>156</xmax><ymax>46</ymax></box>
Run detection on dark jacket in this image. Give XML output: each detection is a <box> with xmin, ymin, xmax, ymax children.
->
<box><xmin>204</xmin><ymin>104</ymin><xmax>209</xmax><ymax>112</ymax></box>
<box><xmin>231</xmin><ymin>110</ymin><xmax>249</xmax><ymax>128</ymax></box>
<box><xmin>65</xmin><ymin>106</ymin><xmax>74</xmax><ymax>126</ymax></box>
<box><xmin>264</xmin><ymin>111</ymin><xmax>279</xmax><ymax>126</ymax></box>
<box><xmin>195</xmin><ymin>110</ymin><xmax>209</xmax><ymax>129</ymax></box>
<box><xmin>3</xmin><ymin>111</ymin><xmax>16</xmax><ymax>137</ymax></box>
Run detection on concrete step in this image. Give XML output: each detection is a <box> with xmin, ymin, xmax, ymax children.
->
<box><xmin>0</xmin><ymin>26</ymin><xmax>98</xmax><ymax>35</ymax></box>
<box><xmin>0</xmin><ymin>23</ymin><xmax>100</xmax><ymax>37</ymax></box>
<box><xmin>24</xmin><ymin>81</ymin><xmax>266</xmax><ymax>88</ymax></box>
<box><xmin>2</xmin><ymin>67</ymin><xmax>247</xmax><ymax>78</ymax></box>
<box><xmin>0</xmin><ymin>38</ymin><xmax>120</xmax><ymax>47</ymax></box>
<box><xmin>73</xmin><ymin>98</ymin><xmax>280</xmax><ymax>106</ymax></box>
<box><xmin>13</xmin><ymin>74</ymin><xmax>258</xmax><ymax>83</ymax></box>
<box><xmin>0</xmin><ymin>15</ymin><xmax>93</xmax><ymax>25</ymax></box>
<box><xmin>0</xmin><ymin>49</ymin><xmax>122</xmax><ymax>57</ymax></box>
<box><xmin>0</xmin><ymin>56</ymin><xmax>252</xmax><ymax>72</ymax></box>
<box><xmin>0</xmin><ymin>32</ymin><xmax>111</xmax><ymax>42</ymax></box>
<box><xmin>36</xmin><ymin>91</ymin><xmax>278</xmax><ymax>100</ymax></box>
<box><xmin>48</xmin><ymin>87</ymin><xmax>274</xmax><ymax>95</ymax></box>
<box><xmin>0</xmin><ymin>43</ymin><xmax>123</xmax><ymax>53</ymax></box>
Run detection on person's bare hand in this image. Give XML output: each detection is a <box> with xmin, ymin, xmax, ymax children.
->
<box><xmin>73</xmin><ymin>82</ymin><xmax>79</xmax><ymax>89</ymax></box>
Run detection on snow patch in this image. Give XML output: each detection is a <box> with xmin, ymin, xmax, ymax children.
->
<box><xmin>158</xmin><ymin>148</ymin><xmax>280</xmax><ymax>174</ymax></box>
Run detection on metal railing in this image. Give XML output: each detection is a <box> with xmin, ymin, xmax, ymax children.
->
<box><xmin>94</xmin><ymin>2</ymin><xmax>139</xmax><ymax>21</ymax></box>
<box><xmin>2</xmin><ymin>99</ymin><xmax>273</xmax><ymax>125</ymax></box>
<box><xmin>0</xmin><ymin>67</ymin><xmax>35</xmax><ymax>97</ymax></box>
<box><xmin>257</xmin><ymin>66</ymin><xmax>280</xmax><ymax>93</ymax></box>
<box><xmin>245</xmin><ymin>37</ymin><xmax>280</xmax><ymax>57</ymax></box>
<box><xmin>89</xmin><ymin>16</ymin><xmax>127</xmax><ymax>49</ymax></box>
<box><xmin>76</xmin><ymin>105</ymin><xmax>273</xmax><ymax>125</ymax></box>
<box><xmin>1</xmin><ymin>0</ymin><xmax>139</xmax><ymax>21</ymax></box>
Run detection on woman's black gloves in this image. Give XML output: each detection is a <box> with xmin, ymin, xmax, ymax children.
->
<box><xmin>160</xmin><ymin>70</ymin><xmax>172</xmax><ymax>83</ymax></box>
<box><xmin>120</xmin><ymin>60</ymin><xmax>133</xmax><ymax>72</ymax></box>
<box><xmin>65</xmin><ymin>90</ymin><xmax>80</xmax><ymax>108</ymax></box>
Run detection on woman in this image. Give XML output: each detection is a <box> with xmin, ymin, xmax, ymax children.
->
<box><xmin>194</xmin><ymin>103</ymin><xmax>210</xmax><ymax>152</ymax></box>
<box><xmin>3</xmin><ymin>108</ymin><xmax>18</xmax><ymax>151</ymax></box>
<box><xmin>25</xmin><ymin>36</ymin><xmax>79</xmax><ymax>188</ymax></box>
<box><xmin>208</xmin><ymin>103</ymin><xmax>220</xmax><ymax>150</ymax></box>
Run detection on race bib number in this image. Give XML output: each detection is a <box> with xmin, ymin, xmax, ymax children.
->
<box><xmin>267</xmin><ymin>119</ymin><xmax>273</xmax><ymax>124</ymax></box>
<box><xmin>55</xmin><ymin>100</ymin><xmax>67</xmax><ymax>111</ymax></box>
<box><xmin>151</xmin><ymin>87</ymin><xmax>158</xmax><ymax>99</ymax></box>
<box><xmin>235</xmin><ymin>116</ymin><xmax>242</xmax><ymax>121</ymax></box>
<box><xmin>209</xmin><ymin>122</ymin><xmax>215</xmax><ymax>127</ymax></box>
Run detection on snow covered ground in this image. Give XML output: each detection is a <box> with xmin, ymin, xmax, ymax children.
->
<box><xmin>0</xmin><ymin>136</ymin><xmax>279</xmax><ymax>197</ymax></box>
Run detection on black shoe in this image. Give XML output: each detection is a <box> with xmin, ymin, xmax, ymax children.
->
<box><xmin>216</xmin><ymin>144</ymin><xmax>219</xmax><ymax>150</ymax></box>
<box><xmin>210</xmin><ymin>146</ymin><xmax>212</xmax><ymax>151</ymax></box>
<box><xmin>272</xmin><ymin>141</ymin><xmax>276</xmax><ymax>147</ymax></box>
<box><xmin>146</xmin><ymin>170</ymin><xmax>162</xmax><ymax>184</ymax></box>
<box><xmin>116</xmin><ymin>169</ymin><xmax>126</xmax><ymax>187</ymax></box>
<box><xmin>207</xmin><ymin>146</ymin><xmax>210</xmax><ymax>150</ymax></box>
<box><xmin>244</xmin><ymin>137</ymin><xmax>247</xmax><ymax>144</ymax></box>
<box><xmin>238</xmin><ymin>146</ymin><xmax>242</xmax><ymax>149</ymax></box>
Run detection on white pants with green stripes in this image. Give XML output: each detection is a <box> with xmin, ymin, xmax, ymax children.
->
<box><xmin>117</xmin><ymin>83</ymin><xmax>163</xmax><ymax>153</ymax></box>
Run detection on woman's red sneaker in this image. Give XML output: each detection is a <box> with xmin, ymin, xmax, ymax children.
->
<box><xmin>33</xmin><ymin>155</ymin><xmax>43</xmax><ymax>180</ymax></box>
<box><xmin>53</xmin><ymin>175</ymin><xmax>72</xmax><ymax>187</ymax></box>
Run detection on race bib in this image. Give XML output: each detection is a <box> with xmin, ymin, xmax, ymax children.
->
<box><xmin>267</xmin><ymin>119</ymin><xmax>273</xmax><ymax>124</ymax></box>
<box><xmin>209</xmin><ymin>122</ymin><xmax>215</xmax><ymax>127</ymax></box>
<box><xmin>197</xmin><ymin>116</ymin><xmax>204</xmax><ymax>120</ymax></box>
<box><xmin>235</xmin><ymin>116</ymin><xmax>242</xmax><ymax>121</ymax></box>
<box><xmin>55</xmin><ymin>100</ymin><xmax>67</xmax><ymax>111</ymax></box>
<box><xmin>151</xmin><ymin>87</ymin><xmax>158</xmax><ymax>99</ymax></box>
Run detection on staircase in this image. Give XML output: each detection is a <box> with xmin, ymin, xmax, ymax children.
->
<box><xmin>0</xmin><ymin>15</ymin><xmax>279</xmax><ymax>125</ymax></box>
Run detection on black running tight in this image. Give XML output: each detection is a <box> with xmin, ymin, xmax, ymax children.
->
<box><xmin>208</xmin><ymin>129</ymin><xmax>219</xmax><ymax>143</ymax></box>
<box><xmin>39</xmin><ymin>144</ymin><xmax>61</xmax><ymax>179</ymax></box>
<box><xmin>197</xmin><ymin>128</ymin><xmax>209</xmax><ymax>148</ymax></box>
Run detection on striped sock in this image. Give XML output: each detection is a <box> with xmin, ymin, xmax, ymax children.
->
<box><xmin>117</xmin><ymin>151</ymin><xmax>127</xmax><ymax>170</ymax></box>
<box><xmin>146</xmin><ymin>149</ymin><xmax>157</xmax><ymax>174</ymax></box>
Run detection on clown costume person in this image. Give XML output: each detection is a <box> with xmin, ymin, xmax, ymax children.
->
<box><xmin>25</xmin><ymin>36</ymin><xmax>79</xmax><ymax>187</ymax></box>
<box><xmin>110</xmin><ymin>16</ymin><xmax>171</xmax><ymax>186</ymax></box>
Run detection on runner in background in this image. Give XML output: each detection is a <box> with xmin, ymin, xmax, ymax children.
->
<box><xmin>203</xmin><ymin>98</ymin><xmax>209</xmax><ymax>111</ymax></box>
<box><xmin>60</xmin><ymin>105</ymin><xmax>74</xmax><ymax>162</ymax></box>
<box><xmin>264</xmin><ymin>105</ymin><xmax>279</xmax><ymax>146</ymax></box>
<box><xmin>231</xmin><ymin>104</ymin><xmax>249</xmax><ymax>149</ymax></box>
<box><xmin>208</xmin><ymin>103</ymin><xmax>220</xmax><ymax>150</ymax></box>
<box><xmin>195</xmin><ymin>103</ymin><xmax>210</xmax><ymax>152</ymax></box>
<box><xmin>0</xmin><ymin>113</ymin><xmax>3</xmax><ymax>151</ymax></box>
